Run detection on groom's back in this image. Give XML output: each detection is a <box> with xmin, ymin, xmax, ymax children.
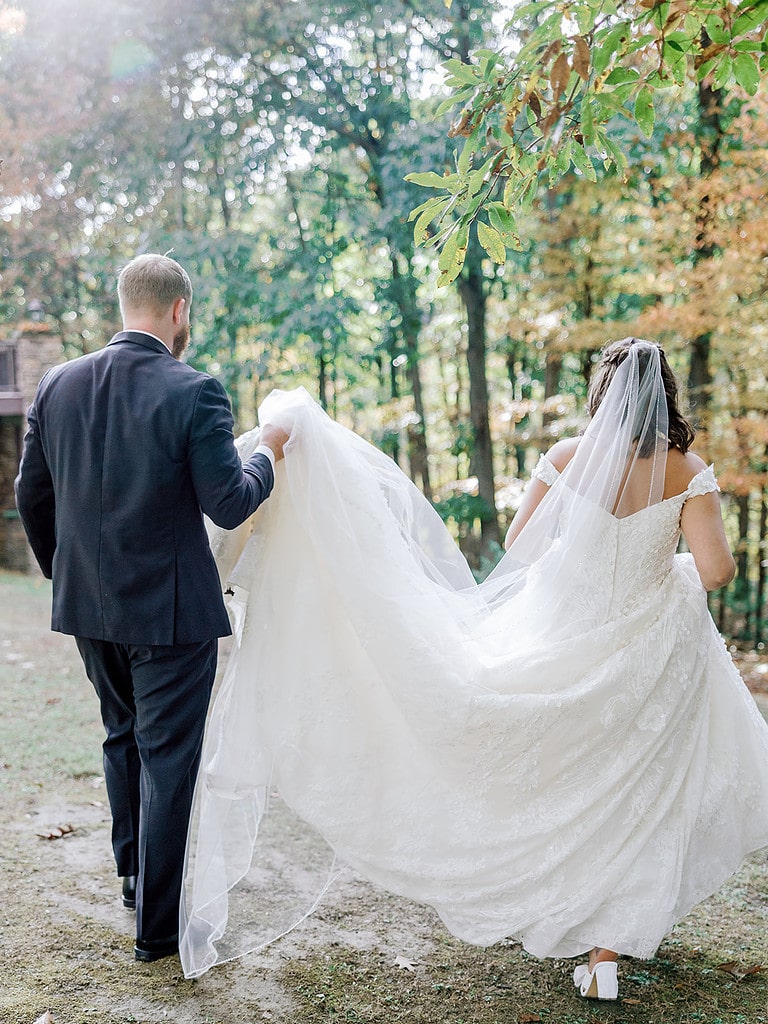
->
<box><xmin>27</xmin><ymin>332</ymin><xmax>231</xmax><ymax>645</ymax></box>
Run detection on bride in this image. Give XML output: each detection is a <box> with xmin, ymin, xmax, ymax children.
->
<box><xmin>179</xmin><ymin>337</ymin><xmax>768</xmax><ymax>1001</ymax></box>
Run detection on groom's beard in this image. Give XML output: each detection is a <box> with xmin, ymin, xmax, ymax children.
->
<box><xmin>172</xmin><ymin>323</ymin><xmax>190</xmax><ymax>360</ymax></box>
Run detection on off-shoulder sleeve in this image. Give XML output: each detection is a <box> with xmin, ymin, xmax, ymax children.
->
<box><xmin>531</xmin><ymin>453</ymin><xmax>560</xmax><ymax>487</ymax></box>
<box><xmin>685</xmin><ymin>464</ymin><xmax>719</xmax><ymax>499</ymax></box>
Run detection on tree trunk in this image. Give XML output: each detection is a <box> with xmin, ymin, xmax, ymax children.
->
<box><xmin>390</xmin><ymin>253</ymin><xmax>432</xmax><ymax>500</ymax></box>
<box><xmin>734</xmin><ymin>492</ymin><xmax>751</xmax><ymax>637</ymax></box>
<box><xmin>457</xmin><ymin>236</ymin><xmax>500</xmax><ymax>552</ymax></box>
<box><xmin>755</xmin><ymin>485</ymin><xmax>767</xmax><ymax>643</ymax></box>
<box><xmin>543</xmin><ymin>350</ymin><xmax>562</xmax><ymax>429</ymax></box>
<box><xmin>688</xmin><ymin>43</ymin><xmax>722</xmax><ymax>426</ymax></box>
<box><xmin>318</xmin><ymin>343</ymin><xmax>329</xmax><ymax>411</ymax></box>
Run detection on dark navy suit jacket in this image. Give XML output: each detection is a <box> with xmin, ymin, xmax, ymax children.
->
<box><xmin>15</xmin><ymin>330</ymin><xmax>274</xmax><ymax>645</ymax></box>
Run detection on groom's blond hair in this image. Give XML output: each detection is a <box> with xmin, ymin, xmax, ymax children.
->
<box><xmin>118</xmin><ymin>253</ymin><xmax>193</xmax><ymax>317</ymax></box>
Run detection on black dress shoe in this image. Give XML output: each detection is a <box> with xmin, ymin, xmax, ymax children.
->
<box><xmin>121</xmin><ymin>875</ymin><xmax>137</xmax><ymax>910</ymax></box>
<box><xmin>134</xmin><ymin>936</ymin><xmax>179</xmax><ymax>963</ymax></box>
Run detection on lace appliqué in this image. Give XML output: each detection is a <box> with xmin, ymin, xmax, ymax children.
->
<box><xmin>685</xmin><ymin>464</ymin><xmax>719</xmax><ymax>499</ymax></box>
<box><xmin>532</xmin><ymin>453</ymin><xmax>560</xmax><ymax>487</ymax></box>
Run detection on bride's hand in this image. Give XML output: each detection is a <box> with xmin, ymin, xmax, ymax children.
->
<box><xmin>259</xmin><ymin>423</ymin><xmax>290</xmax><ymax>462</ymax></box>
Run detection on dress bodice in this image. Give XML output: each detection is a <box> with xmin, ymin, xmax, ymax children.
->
<box><xmin>532</xmin><ymin>455</ymin><xmax>719</xmax><ymax>616</ymax></box>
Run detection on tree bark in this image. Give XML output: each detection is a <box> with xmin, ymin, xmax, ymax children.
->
<box><xmin>457</xmin><ymin>236</ymin><xmax>500</xmax><ymax>551</ymax></box>
<box><xmin>390</xmin><ymin>253</ymin><xmax>432</xmax><ymax>500</ymax></box>
<box><xmin>754</xmin><ymin>484</ymin><xmax>767</xmax><ymax>643</ymax></box>
<box><xmin>688</xmin><ymin>42</ymin><xmax>723</xmax><ymax>425</ymax></box>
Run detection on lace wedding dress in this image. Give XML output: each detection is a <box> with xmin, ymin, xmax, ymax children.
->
<box><xmin>180</xmin><ymin>357</ymin><xmax>768</xmax><ymax>979</ymax></box>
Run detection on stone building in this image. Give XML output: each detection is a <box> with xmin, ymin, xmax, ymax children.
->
<box><xmin>0</xmin><ymin>321</ymin><xmax>64</xmax><ymax>572</ymax></box>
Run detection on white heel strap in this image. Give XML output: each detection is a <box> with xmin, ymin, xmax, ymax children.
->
<box><xmin>579</xmin><ymin>960</ymin><xmax>618</xmax><ymax>1000</ymax></box>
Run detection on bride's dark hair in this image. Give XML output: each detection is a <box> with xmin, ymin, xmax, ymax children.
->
<box><xmin>587</xmin><ymin>337</ymin><xmax>695</xmax><ymax>455</ymax></box>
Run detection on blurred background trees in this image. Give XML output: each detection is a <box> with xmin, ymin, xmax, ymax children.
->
<box><xmin>1</xmin><ymin>0</ymin><xmax>767</xmax><ymax>638</ymax></box>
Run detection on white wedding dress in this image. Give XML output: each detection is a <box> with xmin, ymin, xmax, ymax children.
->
<box><xmin>180</xmin><ymin>364</ymin><xmax>768</xmax><ymax>979</ymax></box>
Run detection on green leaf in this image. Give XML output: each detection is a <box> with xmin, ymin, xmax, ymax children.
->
<box><xmin>518</xmin><ymin>173</ymin><xmax>539</xmax><ymax>214</ymax></box>
<box><xmin>580</xmin><ymin>97</ymin><xmax>596</xmax><ymax>146</ymax></box>
<box><xmin>477</xmin><ymin>221</ymin><xmax>506</xmax><ymax>264</ymax></box>
<box><xmin>435</xmin><ymin>87</ymin><xmax>473</xmax><ymax>118</ymax></box>
<box><xmin>503</xmin><ymin>170</ymin><xmax>521</xmax><ymax>208</ymax></box>
<box><xmin>593</xmin><ymin>91</ymin><xmax>633</xmax><ymax>119</ymax></box>
<box><xmin>407</xmin><ymin>195</ymin><xmax>448</xmax><ymax>222</ymax></box>
<box><xmin>733</xmin><ymin>52</ymin><xmax>760</xmax><ymax>94</ymax></box>
<box><xmin>732</xmin><ymin>39</ymin><xmax>763</xmax><ymax>51</ymax></box>
<box><xmin>599</xmin><ymin>133</ymin><xmax>629</xmax><ymax>178</ymax></box>
<box><xmin>733</xmin><ymin>0</ymin><xmax>768</xmax><ymax>37</ymax></box>
<box><xmin>712</xmin><ymin>53</ymin><xmax>733</xmax><ymax>89</ymax></box>
<box><xmin>479</xmin><ymin>53</ymin><xmax>500</xmax><ymax>79</ymax></box>
<box><xmin>696</xmin><ymin>57</ymin><xmax>719</xmax><ymax>82</ymax></box>
<box><xmin>604</xmin><ymin>67</ymin><xmax>640</xmax><ymax>85</ymax></box>
<box><xmin>511</xmin><ymin>1</ymin><xmax>558</xmax><ymax>24</ymax></box>
<box><xmin>704</xmin><ymin>14</ymin><xmax>730</xmax><ymax>44</ymax></box>
<box><xmin>443</xmin><ymin>58</ymin><xmax>480</xmax><ymax>86</ymax></box>
<box><xmin>633</xmin><ymin>86</ymin><xmax>655</xmax><ymax>137</ymax></box>
<box><xmin>574</xmin><ymin>2</ymin><xmax>595</xmax><ymax>33</ymax></box>
<box><xmin>410</xmin><ymin>198</ymin><xmax>450</xmax><ymax>245</ymax></box>
<box><xmin>487</xmin><ymin>201</ymin><xmax>517</xmax><ymax>238</ymax></box>
<box><xmin>570</xmin><ymin>140</ymin><xmax>597</xmax><ymax>181</ymax></box>
<box><xmin>436</xmin><ymin>223</ymin><xmax>470</xmax><ymax>286</ymax></box>
<box><xmin>651</xmin><ymin>1</ymin><xmax>670</xmax><ymax>30</ymax></box>
<box><xmin>457</xmin><ymin>135</ymin><xmax>475</xmax><ymax>175</ymax></box>
<box><xmin>467</xmin><ymin>163</ymin><xmax>489</xmax><ymax>197</ymax></box>
<box><xmin>555</xmin><ymin>139</ymin><xmax>572</xmax><ymax>174</ymax></box>
<box><xmin>593</xmin><ymin>21</ymin><xmax>630</xmax><ymax>77</ymax></box>
<box><xmin>405</xmin><ymin>171</ymin><xmax>457</xmax><ymax>189</ymax></box>
<box><xmin>465</xmin><ymin>152</ymin><xmax>499</xmax><ymax>198</ymax></box>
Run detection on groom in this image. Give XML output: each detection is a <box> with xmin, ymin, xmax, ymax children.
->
<box><xmin>14</xmin><ymin>253</ymin><xmax>288</xmax><ymax>962</ymax></box>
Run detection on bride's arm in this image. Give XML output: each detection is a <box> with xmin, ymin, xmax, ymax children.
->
<box><xmin>504</xmin><ymin>438</ymin><xmax>579</xmax><ymax>550</ymax></box>
<box><xmin>680</xmin><ymin>493</ymin><xmax>736</xmax><ymax>592</ymax></box>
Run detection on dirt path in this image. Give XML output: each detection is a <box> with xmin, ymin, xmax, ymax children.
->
<box><xmin>2</xmin><ymin>571</ymin><xmax>768</xmax><ymax>1024</ymax></box>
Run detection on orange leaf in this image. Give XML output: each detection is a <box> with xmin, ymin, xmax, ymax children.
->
<box><xmin>550</xmin><ymin>53</ymin><xmax>570</xmax><ymax>99</ymax></box>
<box><xmin>573</xmin><ymin>37</ymin><xmax>590</xmax><ymax>80</ymax></box>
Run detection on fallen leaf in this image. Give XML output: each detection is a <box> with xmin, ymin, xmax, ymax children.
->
<box><xmin>36</xmin><ymin>824</ymin><xmax>75</xmax><ymax>841</ymax></box>
<box><xmin>32</xmin><ymin>1013</ymin><xmax>54</xmax><ymax>1024</ymax></box>
<box><xmin>622</xmin><ymin>998</ymin><xmax>642</xmax><ymax>1005</ymax></box>
<box><xmin>45</xmin><ymin>697</ymin><xmax>60</xmax><ymax>706</ymax></box>
<box><xmin>717</xmin><ymin>960</ymin><xmax>763</xmax><ymax>980</ymax></box>
<box><xmin>518</xmin><ymin>1013</ymin><xmax>542</xmax><ymax>1022</ymax></box>
<box><xmin>393</xmin><ymin>955</ymin><xmax>418</xmax><ymax>972</ymax></box>
<box><xmin>717</xmin><ymin>960</ymin><xmax>738</xmax><ymax>973</ymax></box>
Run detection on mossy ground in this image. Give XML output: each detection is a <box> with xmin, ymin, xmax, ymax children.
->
<box><xmin>1</xmin><ymin>571</ymin><xmax>767</xmax><ymax>1024</ymax></box>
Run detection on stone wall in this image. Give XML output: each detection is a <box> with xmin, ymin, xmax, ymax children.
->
<box><xmin>15</xmin><ymin>328</ymin><xmax>64</xmax><ymax>406</ymax></box>
<box><xmin>0</xmin><ymin>324</ymin><xmax>64</xmax><ymax>573</ymax></box>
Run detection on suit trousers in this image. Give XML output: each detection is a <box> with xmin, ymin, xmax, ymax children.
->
<box><xmin>75</xmin><ymin>636</ymin><xmax>217</xmax><ymax>945</ymax></box>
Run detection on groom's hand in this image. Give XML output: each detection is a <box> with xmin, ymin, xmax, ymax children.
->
<box><xmin>259</xmin><ymin>423</ymin><xmax>290</xmax><ymax>462</ymax></box>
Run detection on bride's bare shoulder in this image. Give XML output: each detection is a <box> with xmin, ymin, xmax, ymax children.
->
<box><xmin>664</xmin><ymin>449</ymin><xmax>709</xmax><ymax>498</ymax></box>
<box><xmin>544</xmin><ymin>437</ymin><xmax>581</xmax><ymax>472</ymax></box>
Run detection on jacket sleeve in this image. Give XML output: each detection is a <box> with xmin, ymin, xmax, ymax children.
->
<box><xmin>14</xmin><ymin>397</ymin><xmax>56</xmax><ymax>579</ymax></box>
<box><xmin>188</xmin><ymin>376</ymin><xmax>275</xmax><ymax>530</ymax></box>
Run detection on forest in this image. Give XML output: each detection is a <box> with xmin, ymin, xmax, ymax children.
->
<box><xmin>1</xmin><ymin>0</ymin><xmax>767</xmax><ymax>638</ymax></box>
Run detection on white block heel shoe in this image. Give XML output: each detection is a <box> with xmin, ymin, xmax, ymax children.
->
<box><xmin>572</xmin><ymin>960</ymin><xmax>618</xmax><ymax>1000</ymax></box>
